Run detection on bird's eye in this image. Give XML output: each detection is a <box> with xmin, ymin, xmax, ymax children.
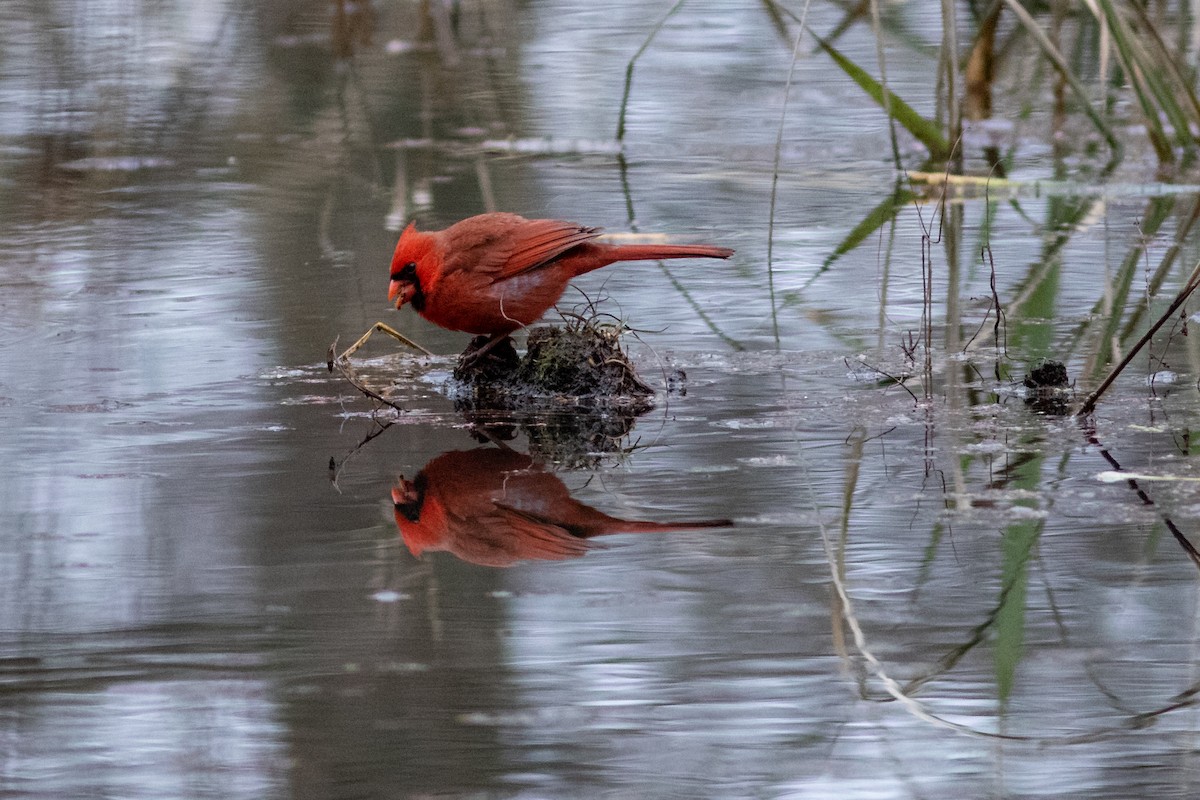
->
<box><xmin>390</xmin><ymin>261</ymin><xmax>418</xmax><ymax>283</ymax></box>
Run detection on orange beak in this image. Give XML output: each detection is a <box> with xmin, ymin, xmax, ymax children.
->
<box><xmin>388</xmin><ymin>280</ymin><xmax>409</xmax><ymax>308</ymax></box>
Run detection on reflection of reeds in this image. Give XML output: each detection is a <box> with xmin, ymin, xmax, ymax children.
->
<box><xmin>611</xmin><ymin>0</ymin><xmax>1200</xmax><ymax>747</ymax></box>
<box><xmin>616</xmin><ymin>2</ymin><xmax>1200</xmax><ymax>169</ymax></box>
<box><xmin>767</xmin><ymin>8</ymin><xmax>813</xmax><ymax>348</ymax></box>
<box><xmin>824</xmin><ymin>419</ymin><xmax>1200</xmax><ymax>742</ymax></box>
<box><xmin>1077</xmin><ymin>253</ymin><xmax>1200</xmax><ymax>416</ymax></box>
<box><xmin>616</xmin><ymin>0</ymin><xmax>688</xmax><ymax>143</ymax></box>
<box><xmin>831</xmin><ymin>191</ymin><xmax>1200</xmax><ymax>742</ymax></box>
<box><xmin>615</xmin><ymin>153</ymin><xmax>746</xmax><ymax>351</ymax></box>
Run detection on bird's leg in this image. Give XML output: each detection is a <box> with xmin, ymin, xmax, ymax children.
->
<box><xmin>332</xmin><ymin>322</ymin><xmax>433</xmax><ymax>368</ymax></box>
<box><xmin>456</xmin><ymin>333</ymin><xmax>519</xmax><ymax>373</ymax></box>
<box><xmin>461</xmin><ymin>333</ymin><xmax>507</xmax><ymax>363</ymax></box>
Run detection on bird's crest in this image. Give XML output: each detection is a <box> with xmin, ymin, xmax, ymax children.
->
<box><xmin>390</xmin><ymin>221</ymin><xmax>439</xmax><ymax>276</ymax></box>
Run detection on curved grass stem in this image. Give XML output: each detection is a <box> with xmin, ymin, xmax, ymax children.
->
<box><xmin>1001</xmin><ymin>0</ymin><xmax>1123</xmax><ymax>165</ymax></box>
<box><xmin>767</xmin><ymin>0</ymin><xmax>814</xmax><ymax>349</ymax></box>
<box><xmin>616</xmin><ymin>0</ymin><xmax>688</xmax><ymax>142</ymax></box>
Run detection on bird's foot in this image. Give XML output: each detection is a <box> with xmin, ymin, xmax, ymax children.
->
<box><xmin>454</xmin><ymin>334</ymin><xmax>519</xmax><ymax>380</ymax></box>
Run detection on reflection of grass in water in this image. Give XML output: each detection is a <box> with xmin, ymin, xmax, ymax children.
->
<box><xmin>825</xmin><ymin>196</ymin><xmax>1200</xmax><ymax>724</ymax></box>
<box><xmin>611</xmin><ymin>0</ymin><xmax>1200</xmax><ymax>743</ymax></box>
<box><xmin>616</xmin><ymin>152</ymin><xmax>745</xmax><ymax>352</ymax></box>
<box><xmin>816</xmin><ymin>162</ymin><xmax>1200</xmax><ymax>725</ymax></box>
<box><xmin>619</xmin><ymin>3</ymin><xmax>1200</xmax><ymax>168</ymax></box>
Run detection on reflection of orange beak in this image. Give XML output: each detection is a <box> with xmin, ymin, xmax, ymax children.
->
<box><xmin>391</xmin><ymin>478</ymin><xmax>417</xmax><ymax>504</ymax></box>
<box><xmin>392</xmin><ymin>477</ymin><xmax>422</xmax><ymax>522</ymax></box>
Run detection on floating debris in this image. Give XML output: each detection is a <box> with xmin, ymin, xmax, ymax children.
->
<box><xmin>1023</xmin><ymin>359</ymin><xmax>1071</xmax><ymax>415</ymax></box>
<box><xmin>1025</xmin><ymin>360</ymin><xmax>1069</xmax><ymax>389</ymax></box>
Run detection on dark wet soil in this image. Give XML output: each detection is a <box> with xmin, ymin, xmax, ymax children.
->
<box><xmin>450</xmin><ymin>320</ymin><xmax>654</xmax><ymax>409</ymax></box>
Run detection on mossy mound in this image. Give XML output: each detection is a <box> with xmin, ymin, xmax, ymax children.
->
<box><xmin>1024</xmin><ymin>359</ymin><xmax>1068</xmax><ymax>390</ymax></box>
<box><xmin>451</xmin><ymin>319</ymin><xmax>654</xmax><ymax>410</ymax></box>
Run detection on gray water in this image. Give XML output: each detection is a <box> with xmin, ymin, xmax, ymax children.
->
<box><xmin>4</xmin><ymin>2</ymin><xmax>1200</xmax><ymax>798</ymax></box>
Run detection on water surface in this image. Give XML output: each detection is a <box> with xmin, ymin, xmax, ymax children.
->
<box><xmin>3</xmin><ymin>2</ymin><xmax>1200</xmax><ymax>798</ymax></box>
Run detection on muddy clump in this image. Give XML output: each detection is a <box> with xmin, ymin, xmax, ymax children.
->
<box><xmin>451</xmin><ymin>320</ymin><xmax>654</xmax><ymax>410</ymax></box>
<box><xmin>1023</xmin><ymin>359</ymin><xmax>1071</xmax><ymax>415</ymax></box>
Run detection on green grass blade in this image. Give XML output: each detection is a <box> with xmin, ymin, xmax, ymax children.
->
<box><xmin>820</xmin><ymin>186</ymin><xmax>918</xmax><ymax>275</ymax></box>
<box><xmin>995</xmin><ymin>449</ymin><xmax>1045</xmax><ymax>707</ymax></box>
<box><xmin>813</xmin><ymin>33</ymin><xmax>950</xmax><ymax>161</ymax></box>
<box><xmin>996</xmin><ymin>516</ymin><xmax>1039</xmax><ymax>706</ymax></box>
<box><xmin>1091</xmin><ymin>0</ymin><xmax>1174</xmax><ymax>160</ymax></box>
<box><xmin>1130</xmin><ymin>1</ymin><xmax>1200</xmax><ymax>132</ymax></box>
<box><xmin>1084</xmin><ymin>196</ymin><xmax>1174</xmax><ymax>380</ymax></box>
<box><xmin>1002</xmin><ymin>0</ymin><xmax>1123</xmax><ymax>164</ymax></box>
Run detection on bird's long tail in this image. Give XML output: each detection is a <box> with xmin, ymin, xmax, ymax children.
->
<box><xmin>569</xmin><ymin>242</ymin><xmax>734</xmax><ymax>277</ymax></box>
<box><xmin>610</xmin><ymin>244</ymin><xmax>735</xmax><ymax>262</ymax></box>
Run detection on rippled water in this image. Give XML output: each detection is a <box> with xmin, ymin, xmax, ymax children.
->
<box><xmin>4</xmin><ymin>2</ymin><xmax>1200</xmax><ymax>798</ymax></box>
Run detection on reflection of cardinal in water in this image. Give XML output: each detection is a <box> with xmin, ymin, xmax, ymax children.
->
<box><xmin>391</xmin><ymin>448</ymin><xmax>733</xmax><ymax>567</ymax></box>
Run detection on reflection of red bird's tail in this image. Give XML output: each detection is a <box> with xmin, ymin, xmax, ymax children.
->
<box><xmin>390</xmin><ymin>447</ymin><xmax>736</xmax><ymax>566</ymax></box>
<box><xmin>611</xmin><ymin>517</ymin><xmax>734</xmax><ymax>535</ymax></box>
<box><xmin>565</xmin><ymin>511</ymin><xmax>734</xmax><ymax>538</ymax></box>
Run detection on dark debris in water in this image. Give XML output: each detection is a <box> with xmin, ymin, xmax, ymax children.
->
<box><xmin>1024</xmin><ymin>360</ymin><xmax>1069</xmax><ymax>390</ymax></box>
<box><xmin>1023</xmin><ymin>359</ymin><xmax>1072</xmax><ymax>415</ymax></box>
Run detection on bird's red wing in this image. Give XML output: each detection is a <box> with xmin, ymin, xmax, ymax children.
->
<box><xmin>489</xmin><ymin>503</ymin><xmax>594</xmax><ymax>560</ymax></box>
<box><xmin>488</xmin><ymin>219</ymin><xmax>603</xmax><ymax>280</ymax></box>
<box><xmin>436</xmin><ymin>214</ymin><xmax>603</xmax><ymax>283</ymax></box>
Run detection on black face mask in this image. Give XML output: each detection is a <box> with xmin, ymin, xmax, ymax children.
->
<box><xmin>394</xmin><ymin>472</ymin><xmax>428</xmax><ymax>522</ymax></box>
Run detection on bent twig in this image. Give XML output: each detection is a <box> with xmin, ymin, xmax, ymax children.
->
<box><xmin>1075</xmin><ymin>260</ymin><xmax>1200</xmax><ymax>416</ymax></box>
<box><xmin>328</xmin><ymin>322</ymin><xmax>434</xmax><ymax>411</ymax></box>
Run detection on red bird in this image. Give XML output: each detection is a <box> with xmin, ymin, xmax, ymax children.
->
<box><xmin>392</xmin><ymin>447</ymin><xmax>734</xmax><ymax>567</ymax></box>
<box><xmin>386</xmin><ymin>212</ymin><xmax>733</xmax><ymax>339</ymax></box>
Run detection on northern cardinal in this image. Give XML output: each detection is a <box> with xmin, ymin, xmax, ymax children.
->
<box><xmin>391</xmin><ymin>447</ymin><xmax>733</xmax><ymax>567</ymax></box>
<box><xmin>387</xmin><ymin>212</ymin><xmax>734</xmax><ymax>341</ymax></box>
